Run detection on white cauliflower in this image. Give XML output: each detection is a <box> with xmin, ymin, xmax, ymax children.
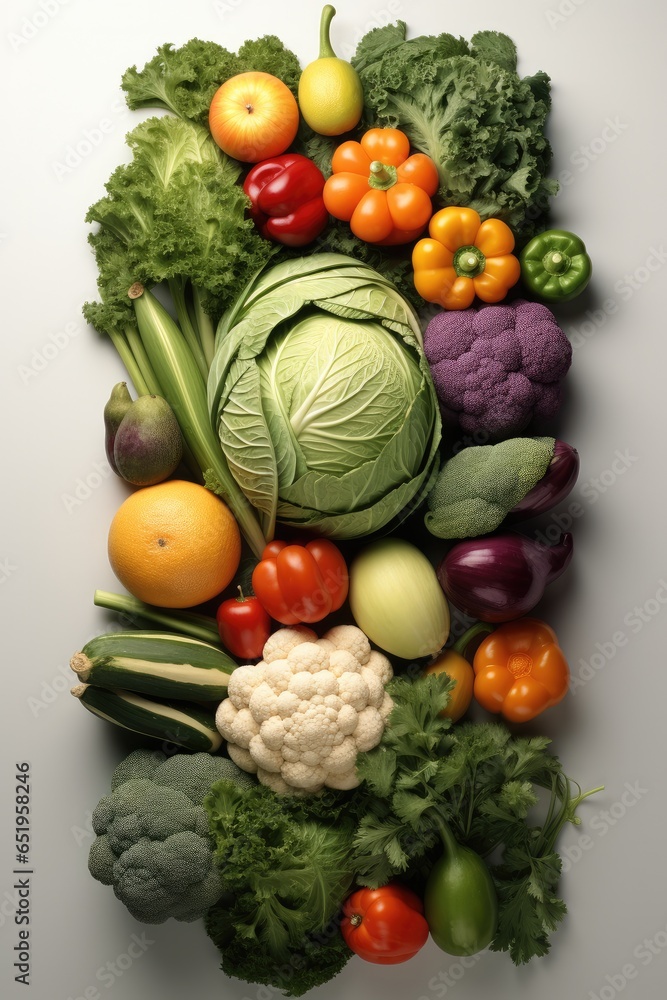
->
<box><xmin>216</xmin><ymin>624</ymin><xmax>394</xmax><ymax>794</ymax></box>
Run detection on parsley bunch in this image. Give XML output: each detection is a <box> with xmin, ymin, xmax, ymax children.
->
<box><xmin>354</xmin><ymin>673</ymin><xmax>602</xmax><ymax>964</ymax></box>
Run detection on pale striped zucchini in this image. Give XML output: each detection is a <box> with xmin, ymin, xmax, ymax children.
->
<box><xmin>71</xmin><ymin>683</ymin><xmax>222</xmax><ymax>752</ymax></box>
<box><xmin>70</xmin><ymin>631</ymin><xmax>235</xmax><ymax>701</ymax></box>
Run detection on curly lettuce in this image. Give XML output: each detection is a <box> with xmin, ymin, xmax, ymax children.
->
<box><xmin>352</xmin><ymin>24</ymin><xmax>558</xmax><ymax>241</ymax></box>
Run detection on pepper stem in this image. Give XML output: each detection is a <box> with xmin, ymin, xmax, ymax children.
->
<box><xmin>453</xmin><ymin>245</ymin><xmax>486</xmax><ymax>278</ymax></box>
<box><xmin>432</xmin><ymin>814</ymin><xmax>460</xmax><ymax>859</ymax></box>
<box><xmin>236</xmin><ymin>585</ymin><xmax>246</xmax><ymax>603</ymax></box>
<box><xmin>451</xmin><ymin>622</ymin><xmax>494</xmax><ymax>658</ymax></box>
<box><xmin>368</xmin><ymin>160</ymin><xmax>398</xmax><ymax>190</ymax></box>
<box><xmin>318</xmin><ymin>5</ymin><xmax>337</xmax><ymax>58</ymax></box>
<box><xmin>542</xmin><ymin>249</ymin><xmax>570</xmax><ymax>275</ymax></box>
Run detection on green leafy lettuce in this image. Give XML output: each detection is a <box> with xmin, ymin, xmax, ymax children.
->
<box><xmin>203</xmin><ymin>779</ymin><xmax>359</xmax><ymax>997</ymax></box>
<box><xmin>352</xmin><ymin>24</ymin><xmax>558</xmax><ymax>240</ymax></box>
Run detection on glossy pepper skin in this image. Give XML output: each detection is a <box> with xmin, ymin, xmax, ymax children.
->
<box><xmin>473</xmin><ymin>618</ymin><xmax>570</xmax><ymax>723</ymax></box>
<box><xmin>243</xmin><ymin>153</ymin><xmax>328</xmax><ymax>247</ymax></box>
<box><xmin>520</xmin><ymin>229</ymin><xmax>592</xmax><ymax>302</ymax></box>
<box><xmin>413</xmin><ymin>206</ymin><xmax>521</xmax><ymax>309</ymax></box>
<box><xmin>216</xmin><ymin>587</ymin><xmax>271</xmax><ymax>660</ymax></box>
<box><xmin>424</xmin><ymin>821</ymin><xmax>498</xmax><ymax>957</ymax></box>
<box><xmin>251</xmin><ymin>539</ymin><xmax>349</xmax><ymax>625</ymax></box>
<box><xmin>341</xmin><ymin>883</ymin><xmax>429</xmax><ymax>964</ymax></box>
<box><xmin>323</xmin><ymin>127</ymin><xmax>439</xmax><ymax>245</ymax></box>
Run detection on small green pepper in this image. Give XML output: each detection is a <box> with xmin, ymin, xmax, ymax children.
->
<box><xmin>520</xmin><ymin>228</ymin><xmax>592</xmax><ymax>302</ymax></box>
<box><xmin>424</xmin><ymin>819</ymin><xmax>498</xmax><ymax>956</ymax></box>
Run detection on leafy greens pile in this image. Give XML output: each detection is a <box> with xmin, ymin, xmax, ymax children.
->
<box><xmin>194</xmin><ymin>674</ymin><xmax>598</xmax><ymax>995</ymax></box>
<box><xmin>352</xmin><ymin>24</ymin><xmax>558</xmax><ymax>241</ymax></box>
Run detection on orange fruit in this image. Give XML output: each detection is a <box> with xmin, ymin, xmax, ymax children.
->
<box><xmin>107</xmin><ymin>480</ymin><xmax>241</xmax><ymax>608</ymax></box>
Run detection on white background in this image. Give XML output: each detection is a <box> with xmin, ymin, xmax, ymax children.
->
<box><xmin>1</xmin><ymin>1</ymin><xmax>666</xmax><ymax>999</ymax></box>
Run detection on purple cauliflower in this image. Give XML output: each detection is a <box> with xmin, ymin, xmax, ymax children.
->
<box><xmin>423</xmin><ymin>300</ymin><xmax>572</xmax><ymax>439</ymax></box>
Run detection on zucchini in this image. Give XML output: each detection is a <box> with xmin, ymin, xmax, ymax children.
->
<box><xmin>71</xmin><ymin>683</ymin><xmax>222</xmax><ymax>752</ymax></box>
<box><xmin>70</xmin><ymin>630</ymin><xmax>235</xmax><ymax>701</ymax></box>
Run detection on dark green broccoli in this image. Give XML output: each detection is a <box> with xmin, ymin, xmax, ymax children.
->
<box><xmin>88</xmin><ymin>749</ymin><xmax>255</xmax><ymax>924</ymax></box>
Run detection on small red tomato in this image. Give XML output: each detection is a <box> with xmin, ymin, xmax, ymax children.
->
<box><xmin>216</xmin><ymin>586</ymin><xmax>271</xmax><ymax>660</ymax></box>
<box><xmin>251</xmin><ymin>538</ymin><xmax>349</xmax><ymax>625</ymax></box>
<box><xmin>341</xmin><ymin>883</ymin><xmax>429</xmax><ymax>964</ymax></box>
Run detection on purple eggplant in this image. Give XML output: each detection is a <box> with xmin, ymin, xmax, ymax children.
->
<box><xmin>507</xmin><ymin>441</ymin><xmax>580</xmax><ymax>521</ymax></box>
<box><xmin>438</xmin><ymin>531</ymin><xmax>573</xmax><ymax>623</ymax></box>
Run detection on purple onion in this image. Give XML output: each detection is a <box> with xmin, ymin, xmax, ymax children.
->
<box><xmin>507</xmin><ymin>441</ymin><xmax>580</xmax><ymax>521</ymax></box>
<box><xmin>437</xmin><ymin>531</ymin><xmax>573</xmax><ymax>623</ymax></box>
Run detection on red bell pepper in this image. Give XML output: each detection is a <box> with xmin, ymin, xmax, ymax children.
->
<box><xmin>341</xmin><ymin>883</ymin><xmax>430</xmax><ymax>964</ymax></box>
<box><xmin>243</xmin><ymin>153</ymin><xmax>328</xmax><ymax>247</ymax></box>
<box><xmin>216</xmin><ymin>586</ymin><xmax>271</xmax><ymax>660</ymax></box>
<box><xmin>251</xmin><ymin>539</ymin><xmax>349</xmax><ymax>625</ymax></box>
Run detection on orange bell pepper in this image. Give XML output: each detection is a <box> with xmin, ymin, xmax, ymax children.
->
<box><xmin>412</xmin><ymin>206</ymin><xmax>520</xmax><ymax>309</ymax></box>
<box><xmin>323</xmin><ymin>127</ymin><xmax>439</xmax><ymax>245</ymax></box>
<box><xmin>472</xmin><ymin>618</ymin><xmax>569</xmax><ymax>723</ymax></box>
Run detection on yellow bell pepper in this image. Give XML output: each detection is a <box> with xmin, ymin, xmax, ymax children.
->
<box><xmin>412</xmin><ymin>207</ymin><xmax>521</xmax><ymax>310</ymax></box>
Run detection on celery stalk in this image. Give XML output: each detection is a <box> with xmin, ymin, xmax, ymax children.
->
<box><xmin>130</xmin><ymin>284</ymin><xmax>267</xmax><ymax>558</ymax></box>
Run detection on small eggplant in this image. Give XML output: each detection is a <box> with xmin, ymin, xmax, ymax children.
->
<box><xmin>507</xmin><ymin>441</ymin><xmax>580</xmax><ymax>521</ymax></box>
<box><xmin>438</xmin><ymin>531</ymin><xmax>573</xmax><ymax>623</ymax></box>
<box><xmin>104</xmin><ymin>382</ymin><xmax>132</xmax><ymax>476</ymax></box>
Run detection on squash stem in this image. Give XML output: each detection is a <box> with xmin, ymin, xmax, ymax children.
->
<box><xmin>319</xmin><ymin>5</ymin><xmax>337</xmax><ymax>58</ymax></box>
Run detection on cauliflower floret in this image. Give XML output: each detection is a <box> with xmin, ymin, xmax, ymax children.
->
<box><xmin>227</xmin><ymin>744</ymin><xmax>258</xmax><ymax>773</ymax></box>
<box><xmin>263</xmin><ymin>627</ymin><xmax>317</xmax><ymax>663</ymax></box>
<box><xmin>337</xmin><ymin>703</ymin><xmax>359</xmax><ymax>736</ymax></box>
<box><xmin>220</xmin><ymin>623</ymin><xmax>394</xmax><ymax>794</ymax></box>
<box><xmin>228</xmin><ymin>707</ymin><xmax>260</xmax><ymax>749</ymax></box>
<box><xmin>324</xmin><ymin>737</ymin><xmax>358</xmax><ymax>775</ymax></box>
<box><xmin>288</xmin><ymin>672</ymin><xmax>319</xmax><ymax>701</ymax></box>
<box><xmin>259</xmin><ymin>716</ymin><xmax>287</xmax><ymax>751</ymax></box>
<box><xmin>323</xmin><ymin>625</ymin><xmax>371</xmax><ymax>665</ymax></box>
<box><xmin>262</xmin><ymin>659</ymin><xmax>293</xmax><ymax>694</ymax></box>
<box><xmin>354</xmin><ymin>706</ymin><xmax>385</xmax><ymax>753</ymax></box>
<box><xmin>227</xmin><ymin>664</ymin><xmax>266</xmax><ymax>709</ymax></box>
<box><xmin>338</xmin><ymin>672</ymin><xmax>370</xmax><ymax>711</ymax></box>
<box><xmin>325</xmin><ymin>768</ymin><xmax>360</xmax><ymax>790</ymax></box>
<box><xmin>281</xmin><ymin>761</ymin><xmax>326</xmax><ymax>791</ymax></box>
<box><xmin>364</xmin><ymin>650</ymin><xmax>393</xmax><ymax>686</ymax></box>
<box><xmin>275</xmin><ymin>690</ymin><xmax>300</xmax><ymax>718</ymax></box>
<box><xmin>249</xmin><ymin>735</ymin><xmax>283</xmax><ymax>773</ymax></box>
<box><xmin>287</xmin><ymin>642</ymin><xmax>330</xmax><ymax>674</ymax></box>
<box><xmin>256</xmin><ymin>768</ymin><xmax>294</xmax><ymax>795</ymax></box>
<box><xmin>248</xmin><ymin>682</ymin><xmax>280</xmax><ymax>724</ymax></box>
<box><xmin>379</xmin><ymin>692</ymin><xmax>394</xmax><ymax>721</ymax></box>
<box><xmin>361</xmin><ymin>668</ymin><xmax>385</xmax><ymax>708</ymax></box>
<box><xmin>215</xmin><ymin>697</ymin><xmax>238</xmax><ymax>738</ymax></box>
<box><xmin>328</xmin><ymin>650</ymin><xmax>361</xmax><ymax>678</ymax></box>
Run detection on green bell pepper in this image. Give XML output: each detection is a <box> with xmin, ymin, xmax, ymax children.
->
<box><xmin>520</xmin><ymin>229</ymin><xmax>592</xmax><ymax>302</ymax></box>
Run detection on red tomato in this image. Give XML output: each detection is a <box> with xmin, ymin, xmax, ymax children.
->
<box><xmin>341</xmin><ymin>883</ymin><xmax>429</xmax><ymax>964</ymax></box>
<box><xmin>251</xmin><ymin>539</ymin><xmax>349</xmax><ymax>625</ymax></box>
<box><xmin>216</xmin><ymin>587</ymin><xmax>271</xmax><ymax>660</ymax></box>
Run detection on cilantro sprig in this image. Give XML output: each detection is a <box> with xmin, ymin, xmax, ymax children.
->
<box><xmin>353</xmin><ymin>673</ymin><xmax>603</xmax><ymax>964</ymax></box>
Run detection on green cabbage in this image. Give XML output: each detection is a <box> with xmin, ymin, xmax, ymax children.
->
<box><xmin>207</xmin><ymin>255</ymin><xmax>441</xmax><ymax>540</ymax></box>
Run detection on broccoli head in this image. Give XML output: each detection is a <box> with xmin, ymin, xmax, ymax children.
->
<box><xmin>424</xmin><ymin>300</ymin><xmax>572</xmax><ymax>439</ymax></box>
<box><xmin>88</xmin><ymin>750</ymin><xmax>255</xmax><ymax>924</ymax></box>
